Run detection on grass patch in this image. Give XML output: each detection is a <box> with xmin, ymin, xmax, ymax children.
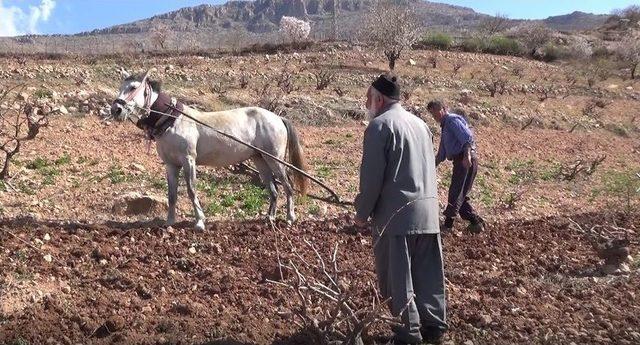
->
<box><xmin>475</xmin><ymin>174</ymin><xmax>495</xmax><ymax>207</ymax></box>
<box><xmin>316</xmin><ymin>164</ymin><xmax>334</xmax><ymax>179</ymax></box>
<box><xmin>150</xmin><ymin>177</ymin><xmax>168</xmax><ymax>191</ymax></box>
<box><xmin>593</xmin><ymin>170</ymin><xmax>640</xmax><ymax>215</ymax></box>
<box><xmin>34</xmin><ymin>89</ymin><xmax>53</xmax><ymax>99</ymax></box>
<box><xmin>26</xmin><ymin>157</ymin><xmax>49</xmax><ymax>170</ymax></box>
<box><xmin>238</xmin><ymin>184</ymin><xmax>267</xmax><ymax>215</ymax></box>
<box><xmin>605</xmin><ymin>123</ymin><xmax>630</xmax><ymax>138</ymax></box>
<box><xmin>506</xmin><ymin>159</ymin><xmax>537</xmax><ymax>185</ymax></box>
<box><xmin>308</xmin><ymin>203</ymin><xmax>321</xmax><ymax>215</ymax></box>
<box><xmin>26</xmin><ymin>157</ymin><xmax>61</xmax><ymax>185</ymax></box>
<box><xmin>54</xmin><ymin>153</ymin><xmax>71</xmax><ymax>165</ymax></box>
<box><xmin>540</xmin><ymin>162</ymin><xmax>562</xmax><ymax>181</ymax></box>
<box><xmin>105</xmin><ymin>165</ymin><xmax>127</xmax><ymax>184</ymax></box>
<box><xmin>17</xmin><ymin>181</ymin><xmax>36</xmax><ymax>195</ymax></box>
<box><xmin>205</xmin><ymin>200</ymin><xmax>224</xmax><ymax>216</ymax></box>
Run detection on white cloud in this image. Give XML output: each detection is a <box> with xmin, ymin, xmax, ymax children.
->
<box><xmin>0</xmin><ymin>0</ymin><xmax>56</xmax><ymax>37</ymax></box>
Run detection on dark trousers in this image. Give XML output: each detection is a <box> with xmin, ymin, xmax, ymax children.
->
<box><xmin>443</xmin><ymin>154</ymin><xmax>479</xmax><ymax>222</ymax></box>
<box><xmin>374</xmin><ymin>233</ymin><xmax>448</xmax><ymax>342</ymax></box>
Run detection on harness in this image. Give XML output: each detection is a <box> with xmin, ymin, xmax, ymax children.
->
<box><xmin>136</xmin><ymin>91</ymin><xmax>182</xmax><ymax>140</ymax></box>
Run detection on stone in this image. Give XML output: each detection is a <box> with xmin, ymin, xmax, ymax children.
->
<box><xmin>61</xmin><ymin>285</ymin><xmax>71</xmax><ymax>294</ymax></box>
<box><xmin>459</xmin><ymin>89</ymin><xmax>473</xmax><ymax>104</ymax></box>
<box><xmin>189</xmin><ymin>247</ymin><xmax>197</xmax><ymax>254</ymax></box>
<box><xmin>43</xmin><ymin>254</ymin><xmax>53</xmax><ymax>262</ymax></box>
<box><xmin>58</xmin><ymin>105</ymin><xmax>69</xmax><ymax>115</ymax></box>
<box><xmin>44</xmin><ymin>233</ymin><xmax>51</xmax><ymax>241</ymax></box>
<box><xmin>478</xmin><ymin>314</ymin><xmax>492</xmax><ymax>326</ymax></box>
<box><xmin>129</xmin><ymin>163</ymin><xmax>146</xmax><ymax>173</ymax></box>
<box><xmin>408</xmin><ymin>59</ymin><xmax>417</xmax><ymax>66</ymax></box>
<box><xmin>112</xmin><ymin>192</ymin><xmax>167</xmax><ymax>216</ymax></box>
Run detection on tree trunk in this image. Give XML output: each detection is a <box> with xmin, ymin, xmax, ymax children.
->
<box><xmin>632</xmin><ymin>62</ymin><xmax>638</xmax><ymax>80</ymax></box>
<box><xmin>332</xmin><ymin>0</ymin><xmax>338</xmax><ymax>41</ymax></box>
<box><xmin>389</xmin><ymin>58</ymin><xmax>396</xmax><ymax>70</ymax></box>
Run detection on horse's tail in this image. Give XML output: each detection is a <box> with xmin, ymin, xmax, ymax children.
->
<box><xmin>282</xmin><ymin>118</ymin><xmax>308</xmax><ymax>196</ymax></box>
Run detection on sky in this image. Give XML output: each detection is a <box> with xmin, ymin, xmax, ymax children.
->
<box><xmin>0</xmin><ymin>0</ymin><xmax>638</xmax><ymax>37</ymax></box>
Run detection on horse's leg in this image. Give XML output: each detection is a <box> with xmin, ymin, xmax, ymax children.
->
<box><xmin>265</xmin><ymin>158</ymin><xmax>296</xmax><ymax>224</ymax></box>
<box><xmin>166</xmin><ymin>164</ymin><xmax>181</xmax><ymax>227</ymax></box>
<box><xmin>252</xmin><ymin>156</ymin><xmax>278</xmax><ymax>221</ymax></box>
<box><xmin>183</xmin><ymin>157</ymin><xmax>205</xmax><ymax>231</ymax></box>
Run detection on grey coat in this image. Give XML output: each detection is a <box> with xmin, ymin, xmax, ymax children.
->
<box><xmin>355</xmin><ymin>103</ymin><xmax>440</xmax><ymax>236</ymax></box>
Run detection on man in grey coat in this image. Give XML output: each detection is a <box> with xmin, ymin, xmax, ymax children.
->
<box><xmin>355</xmin><ymin>74</ymin><xmax>447</xmax><ymax>344</ymax></box>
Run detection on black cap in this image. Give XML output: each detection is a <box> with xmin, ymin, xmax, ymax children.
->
<box><xmin>372</xmin><ymin>74</ymin><xmax>401</xmax><ymax>100</ymax></box>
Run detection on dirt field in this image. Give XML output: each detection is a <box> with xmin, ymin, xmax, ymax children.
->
<box><xmin>1</xmin><ymin>45</ymin><xmax>639</xmax><ymax>344</ymax></box>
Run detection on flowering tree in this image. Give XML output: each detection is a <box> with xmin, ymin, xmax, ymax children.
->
<box><xmin>566</xmin><ymin>36</ymin><xmax>593</xmax><ymax>60</ymax></box>
<box><xmin>615</xmin><ymin>37</ymin><xmax>640</xmax><ymax>79</ymax></box>
<box><xmin>362</xmin><ymin>1</ymin><xmax>421</xmax><ymax>70</ymax></box>
<box><xmin>279</xmin><ymin>16</ymin><xmax>311</xmax><ymax>43</ymax></box>
<box><xmin>507</xmin><ymin>23</ymin><xmax>553</xmax><ymax>56</ymax></box>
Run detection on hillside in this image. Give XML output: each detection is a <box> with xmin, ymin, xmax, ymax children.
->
<box><xmin>0</xmin><ymin>0</ymin><xmax>611</xmax><ymax>55</ymax></box>
<box><xmin>542</xmin><ymin>11</ymin><xmax>610</xmax><ymax>31</ymax></box>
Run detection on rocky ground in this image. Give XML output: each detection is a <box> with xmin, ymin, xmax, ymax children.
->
<box><xmin>0</xmin><ymin>45</ymin><xmax>639</xmax><ymax>344</ymax></box>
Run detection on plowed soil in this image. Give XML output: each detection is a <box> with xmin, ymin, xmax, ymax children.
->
<box><xmin>1</xmin><ymin>212</ymin><xmax>638</xmax><ymax>344</ymax></box>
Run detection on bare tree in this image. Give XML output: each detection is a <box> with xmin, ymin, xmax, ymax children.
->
<box><xmin>362</xmin><ymin>1</ymin><xmax>421</xmax><ymax>70</ymax></box>
<box><xmin>478</xmin><ymin>13</ymin><xmax>510</xmax><ymax>36</ymax></box>
<box><xmin>266</xmin><ymin>223</ymin><xmax>409</xmax><ymax>345</ymax></box>
<box><xmin>313</xmin><ymin>68</ymin><xmax>336</xmax><ymax>90</ymax></box>
<box><xmin>615</xmin><ymin>37</ymin><xmax>640</xmax><ymax>79</ymax></box>
<box><xmin>150</xmin><ymin>23</ymin><xmax>171</xmax><ymax>51</ymax></box>
<box><xmin>0</xmin><ymin>86</ymin><xmax>51</xmax><ymax>179</ymax></box>
<box><xmin>612</xmin><ymin>5</ymin><xmax>640</xmax><ymax>23</ymax></box>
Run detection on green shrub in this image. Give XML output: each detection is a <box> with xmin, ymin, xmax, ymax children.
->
<box><xmin>596</xmin><ymin>170</ymin><xmax>640</xmax><ymax>215</ymax></box>
<box><xmin>421</xmin><ymin>32</ymin><xmax>454</xmax><ymax>50</ymax></box>
<box><xmin>486</xmin><ymin>36</ymin><xmax>523</xmax><ymax>56</ymax></box>
<box><xmin>461</xmin><ymin>37</ymin><xmax>487</xmax><ymax>53</ymax></box>
<box><xmin>592</xmin><ymin>46</ymin><xmax>611</xmax><ymax>58</ymax></box>
<box><xmin>34</xmin><ymin>89</ymin><xmax>53</xmax><ymax>99</ymax></box>
<box><xmin>535</xmin><ymin>43</ymin><xmax>567</xmax><ymax>62</ymax></box>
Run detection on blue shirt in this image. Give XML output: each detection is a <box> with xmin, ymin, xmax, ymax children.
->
<box><xmin>436</xmin><ymin>113</ymin><xmax>475</xmax><ymax>164</ymax></box>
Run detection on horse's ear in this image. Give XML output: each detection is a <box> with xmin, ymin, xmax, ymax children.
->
<box><xmin>120</xmin><ymin>68</ymin><xmax>131</xmax><ymax>79</ymax></box>
<box><xmin>142</xmin><ymin>67</ymin><xmax>157</xmax><ymax>81</ymax></box>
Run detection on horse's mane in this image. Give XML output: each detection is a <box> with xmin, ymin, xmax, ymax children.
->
<box><xmin>125</xmin><ymin>73</ymin><xmax>162</xmax><ymax>92</ymax></box>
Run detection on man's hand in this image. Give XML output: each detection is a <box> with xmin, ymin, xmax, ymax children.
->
<box><xmin>462</xmin><ymin>154</ymin><xmax>472</xmax><ymax>169</ymax></box>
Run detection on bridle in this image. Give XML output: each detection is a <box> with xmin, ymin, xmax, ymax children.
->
<box><xmin>114</xmin><ymin>79</ymin><xmax>153</xmax><ymax>110</ymax></box>
<box><xmin>113</xmin><ymin>70</ymin><xmax>156</xmax><ymax>119</ymax></box>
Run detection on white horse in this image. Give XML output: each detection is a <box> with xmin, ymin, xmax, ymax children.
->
<box><xmin>110</xmin><ymin>69</ymin><xmax>308</xmax><ymax>230</ymax></box>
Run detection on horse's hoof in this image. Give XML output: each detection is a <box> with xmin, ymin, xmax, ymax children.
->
<box><xmin>286</xmin><ymin>215</ymin><xmax>296</xmax><ymax>226</ymax></box>
<box><xmin>194</xmin><ymin>220</ymin><xmax>205</xmax><ymax>232</ymax></box>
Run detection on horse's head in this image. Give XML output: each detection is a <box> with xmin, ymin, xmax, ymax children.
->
<box><xmin>110</xmin><ymin>68</ymin><xmax>159</xmax><ymax>122</ymax></box>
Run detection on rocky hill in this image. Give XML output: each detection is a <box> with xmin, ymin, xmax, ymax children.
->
<box><xmin>542</xmin><ymin>11</ymin><xmax>610</xmax><ymax>31</ymax></box>
<box><xmin>82</xmin><ymin>0</ymin><xmax>609</xmax><ymax>37</ymax></box>
<box><xmin>80</xmin><ymin>0</ymin><xmax>489</xmax><ymax>37</ymax></box>
<box><xmin>0</xmin><ymin>0</ymin><xmax>612</xmax><ymax>55</ymax></box>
